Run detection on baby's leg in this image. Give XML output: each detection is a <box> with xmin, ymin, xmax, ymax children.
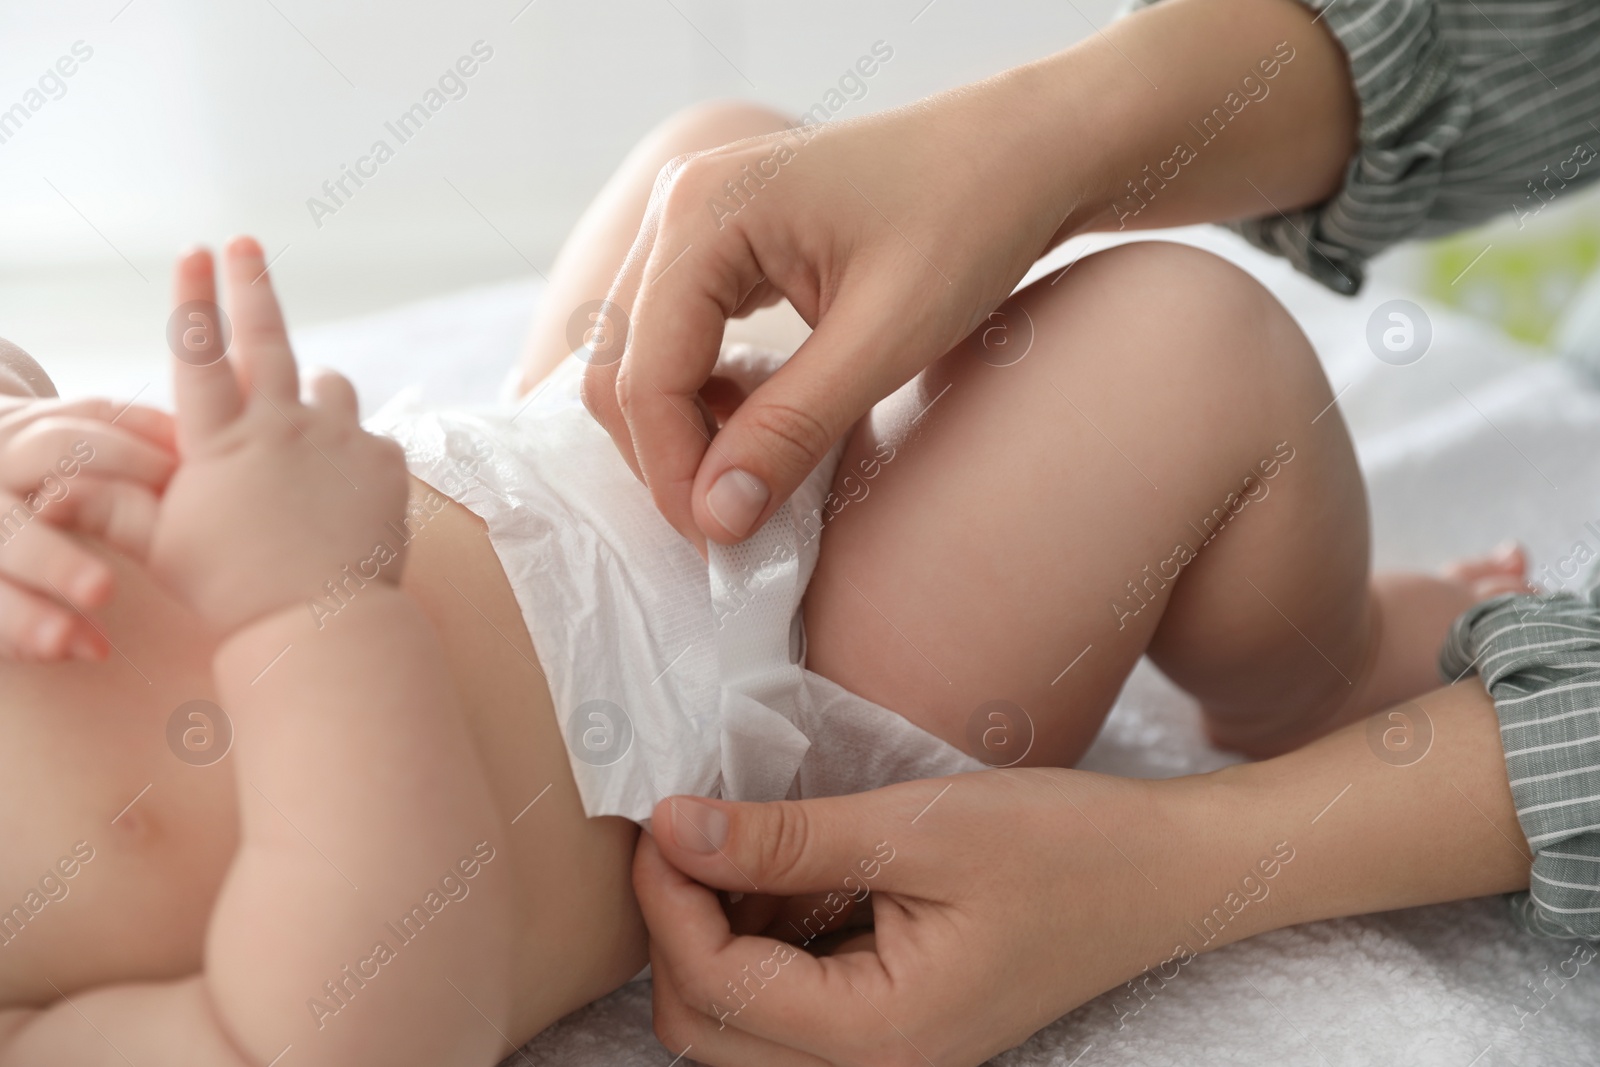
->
<box><xmin>515</xmin><ymin>101</ymin><xmax>809</xmax><ymax>392</ymax></box>
<box><xmin>804</xmin><ymin>241</ymin><xmax>1488</xmax><ymax>764</ymax></box>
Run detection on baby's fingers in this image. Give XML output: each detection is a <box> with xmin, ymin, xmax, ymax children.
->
<box><xmin>171</xmin><ymin>247</ymin><xmax>243</xmax><ymax>447</ymax></box>
<box><xmin>0</xmin><ymin>580</ymin><xmax>102</xmax><ymax>662</ymax></box>
<box><xmin>223</xmin><ymin>236</ymin><xmax>299</xmax><ymax>403</ymax></box>
<box><xmin>1</xmin><ymin>419</ymin><xmax>175</xmax><ymax>495</ymax></box>
<box><xmin>42</xmin><ymin>478</ymin><xmax>160</xmax><ymax>560</ymax></box>
<box><xmin>0</xmin><ymin>398</ymin><xmax>175</xmax><ymax>452</ymax></box>
<box><xmin>97</xmin><ymin>402</ymin><xmax>177</xmax><ymax>454</ymax></box>
<box><xmin>0</xmin><ymin>496</ymin><xmax>113</xmax><ymax>608</ymax></box>
<box><xmin>304</xmin><ymin>368</ymin><xmax>358</xmax><ymax>421</ymax></box>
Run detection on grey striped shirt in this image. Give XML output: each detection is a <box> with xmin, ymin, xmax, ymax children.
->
<box><xmin>1442</xmin><ymin>592</ymin><xmax>1600</xmax><ymax>940</ymax></box>
<box><xmin>1127</xmin><ymin>0</ymin><xmax>1600</xmax><ymax>293</ymax></box>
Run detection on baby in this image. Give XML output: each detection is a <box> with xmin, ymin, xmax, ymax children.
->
<box><xmin>0</xmin><ymin>102</ymin><xmax>1528</xmax><ymax>1065</ymax></box>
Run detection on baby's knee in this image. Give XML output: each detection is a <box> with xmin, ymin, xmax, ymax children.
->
<box><xmin>1030</xmin><ymin>241</ymin><xmax>1320</xmax><ymax>403</ymax></box>
<box><xmin>644</xmin><ymin>99</ymin><xmax>794</xmax><ymax>159</ymax></box>
<box><xmin>1074</xmin><ymin>242</ymin><xmax>1293</xmax><ymax>340</ymax></box>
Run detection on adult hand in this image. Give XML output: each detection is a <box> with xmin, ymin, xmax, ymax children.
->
<box><xmin>634</xmin><ymin>682</ymin><xmax>1533</xmax><ymax>1066</ymax></box>
<box><xmin>635</xmin><ymin>768</ymin><xmax>1199</xmax><ymax>1067</ymax></box>
<box><xmin>583</xmin><ymin>90</ymin><xmax>1070</xmax><ymax>550</ymax></box>
<box><xmin>582</xmin><ymin>0</ymin><xmax>1357</xmax><ymax>549</ymax></box>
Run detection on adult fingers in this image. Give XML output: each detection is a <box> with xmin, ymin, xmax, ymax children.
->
<box><xmin>580</xmin><ymin>168</ymin><xmax>674</xmax><ymax>485</ymax></box>
<box><xmin>723</xmin><ymin>890</ymin><xmax>787</xmax><ymax>937</ymax></box>
<box><xmin>649</xmin><ymin>781</ymin><xmax>930</xmax><ymax>899</ymax></box>
<box><xmin>697</xmin><ymin>374</ymin><xmax>749</xmax><ymax>431</ymax></box>
<box><xmin>222</xmin><ymin>235</ymin><xmax>299</xmax><ymax>404</ymax></box>
<box><xmin>170</xmin><ymin>247</ymin><xmax>243</xmax><ymax>448</ymax></box>
<box><xmin>648</xmin><ymin>945</ymin><xmax>834</xmax><ymax>1067</ymax></box>
<box><xmin>722</xmin><ymin>890</ymin><xmax>864</xmax><ymax>947</ymax></box>
<box><xmin>723</xmin><ymin>889</ymin><xmax>863</xmax><ymax>945</ymax></box>
<box><xmin>635</xmin><ymin>831</ymin><xmax>888</xmax><ymax>1059</ymax></box>
<box><xmin>609</xmin><ymin>159</ymin><xmax>951</xmax><ymax>544</ymax></box>
<box><xmin>763</xmin><ymin>891</ymin><xmax>864</xmax><ymax>946</ymax></box>
<box><xmin>601</xmin><ymin>154</ymin><xmax>768</xmax><ymax>543</ymax></box>
<box><xmin>729</xmin><ymin>276</ymin><xmax>783</xmax><ymax>318</ymax></box>
<box><xmin>687</xmin><ymin>280</ymin><xmax>907</xmax><ymax>543</ymax></box>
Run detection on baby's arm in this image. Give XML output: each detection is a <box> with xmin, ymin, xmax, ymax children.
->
<box><xmin>208</xmin><ymin>586</ymin><xmax>512</xmax><ymax>1065</ymax></box>
<box><xmin>0</xmin><ymin>240</ymin><xmax>511</xmax><ymax>1066</ymax></box>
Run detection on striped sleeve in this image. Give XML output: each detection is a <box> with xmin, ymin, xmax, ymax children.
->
<box><xmin>1439</xmin><ymin>592</ymin><xmax>1600</xmax><ymax>939</ymax></box>
<box><xmin>1123</xmin><ymin>0</ymin><xmax>1600</xmax><ymax>294</ymax></box>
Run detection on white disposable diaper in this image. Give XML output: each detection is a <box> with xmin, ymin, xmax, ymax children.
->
<box><xmin>368</xmin><ymin>345</ymin><xmax>982</xmax><ymax>823</ymax></box>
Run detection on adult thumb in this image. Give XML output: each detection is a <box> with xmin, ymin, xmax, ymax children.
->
<box><xmin>651</xmin><ymin>791</ymin><xmax>913</xmax><ymax>898</ymax></box>
<box><xmin>691</xmin><ymin>285</ymin><xmax>912</xmax><ymax>544</ymax></box>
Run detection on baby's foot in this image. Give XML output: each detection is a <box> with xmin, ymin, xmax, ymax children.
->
<box><xmin>1440</xmin><ymin>541</ymin><xmax>1532</xmax><ymax>600</ymax></box>
<box><xmin>1335</xmin><ymin>543</ymin><xmax>1531</xmax><ymax>736</ymax></box>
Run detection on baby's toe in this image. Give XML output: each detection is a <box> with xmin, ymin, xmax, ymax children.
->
<box><xmin>1470</xmin><ymin>573</ymin><xmax>1534</xmax><ymax>599</ymax></box>
<box><xmin>1442</xmin><ymin>541</ymin><xmax>1527</xmax><ymax>584</ymax></box>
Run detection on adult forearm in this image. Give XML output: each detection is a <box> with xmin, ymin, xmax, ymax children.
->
<box><xmin>1010</xmin><ymin>0</ymin><xmax>1357</xmax><ymax>245</ymax></box>
<box><xmin>1215</xmin><ymin>680</ymin><xmax>1530</xmax><ymax>944</ymax></box>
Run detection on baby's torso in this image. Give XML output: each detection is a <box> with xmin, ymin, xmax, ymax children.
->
<box><xmin>0</xmin><ymin>477</ymin><xmax>643</xmax><ymax>1040</ymax></box>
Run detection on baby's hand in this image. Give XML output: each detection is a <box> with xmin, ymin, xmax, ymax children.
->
<box><xmin>0</xmin><ymin>394</ymin><xmax>176</xmax><ymax>659</ymax></box>
<box><xmin>148</xmin><ymin>239</ymin><xmax>411</xmax><ymax>634</ymax></box>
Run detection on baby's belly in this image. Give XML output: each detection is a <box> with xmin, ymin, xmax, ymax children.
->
<box><xmin>0</xmin><ymin>553</ymin><xmax>239</xmax><ymax>1004</ymax></box>
<box><xmin>0</xmin><ymin>782</ymin><xmax>238</xmax><ymax>1007</ymax></box>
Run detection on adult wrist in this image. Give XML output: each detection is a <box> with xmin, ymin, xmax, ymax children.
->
<box><xmin>1143</xmin><ymin>768</ymin><xmax>1304</xmax><ymax>953</ymax></box>
<box><xmin>1010</xmin><ymin>0</ymin><xmax>1359</xmax><ymax>246</ymax></box>
<box><xmin>1190</xmin><ymin>762</ymin><xmax>1330</xmax><ymax>941</ymax></box>
<box><xmin>1201</xmin><ymin>682</ymin><xmax>1531</xmax><ymax>940</ymax></box>
<box><xmin>982</xmin><ymin>47</ymin><xmax>1127</xmax><ymax>250</ymax></box>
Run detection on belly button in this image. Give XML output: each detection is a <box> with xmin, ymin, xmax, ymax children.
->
<box><xmin>110</xmin><ymin>785</ymin><xmax>156</xmax><ymax>842</ymax></box>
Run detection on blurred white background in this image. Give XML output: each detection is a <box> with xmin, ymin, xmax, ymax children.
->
<box><xmin>0</xmin><ymin>0</ymin><xmax>1123</xmax><ymax>398</ymax></box>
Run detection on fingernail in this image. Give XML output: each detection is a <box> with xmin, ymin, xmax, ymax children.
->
<box><xmin>35</xmin><ymin>616</ymin><xmax>69</xmax><ymax>657</ymax></box>
<box><xmin>672</xmin><ymin>799</ymin><xmax>728</xmax><ymax>854</ymax></box>
<box><xmin>705</xmin><ymin>468</ymin><xmax>769</xmax><ymax>539</ymax></box>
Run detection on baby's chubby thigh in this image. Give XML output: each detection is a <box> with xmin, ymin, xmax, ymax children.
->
<box><xmin>800</xmin><ymin>241</ymin><xmax>1361</xmax><ymax>768</ymax></box>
